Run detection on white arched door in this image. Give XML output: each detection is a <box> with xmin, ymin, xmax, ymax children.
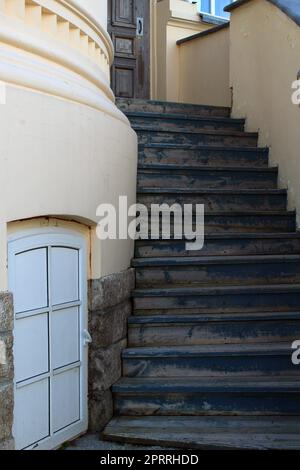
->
<box><xmin>8</xmin><ymin>229</ymin><xmax>89</xmax><ymax>450</ymax></box>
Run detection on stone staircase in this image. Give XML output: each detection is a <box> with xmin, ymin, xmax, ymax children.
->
<box><xmin>102</xmin><ymin>98</ymin><xmax>300</xmax><ymax>450</ymax></box>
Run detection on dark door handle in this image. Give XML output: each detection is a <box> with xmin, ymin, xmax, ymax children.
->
<box><xmin>137</xmin><ymin>17</ymin><xmax>144</xmax><ymax>37</ymax></box>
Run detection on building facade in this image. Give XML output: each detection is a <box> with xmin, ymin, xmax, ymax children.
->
<box><xmin>0</xmin><ymin>0</ymin><xmax>224</xmax><ymax>450</ymax></box>
<box><xmin>0</xmin><ymin>0</ymin><xmax>138</xmax><ymax>450</ymax></box>
<box><xmin>1</xmin><ymin>0</ymin><xmax>300</xmax><ymax>451</ymax></box>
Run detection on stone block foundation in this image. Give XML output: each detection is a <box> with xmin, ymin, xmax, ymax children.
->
<box><xmin>88</xmin><ymin>269</ymin><xmax>135</xmax><ymax>431</ymax></box>
<box><xmin>0</xmin><ymin>293</ymin><xmax>14</xmax><ymax>450</ymax></box>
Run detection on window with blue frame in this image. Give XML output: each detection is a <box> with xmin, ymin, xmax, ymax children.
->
<box><xmin>197</xmin><ymin>0</ymin><xmax>234</xmax><ymax>19</ymax></box>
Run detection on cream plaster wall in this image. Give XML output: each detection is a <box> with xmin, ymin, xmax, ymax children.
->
<box><xmin>0</xmin><ymin>0</ymin><xmax>137</xmax><ymax>289</ymax></box>
<box><xmin>230</xmin><ymin>0</ymin><xmax>300</xmax><ymax>223</ymax></box>
<box><xmin>178</xmin><ymin>26</ymin><xmax>231</xmax><ymax>106</ymax></box>
<box><xmin>71</xmin><ymin>0</ymin><xmax>107</xmax><ymax>26</ymax></box>
<box><xmin>153</xmin><ymin>0</ymin><xmax>212</xmax><ymax>101</ymax></box>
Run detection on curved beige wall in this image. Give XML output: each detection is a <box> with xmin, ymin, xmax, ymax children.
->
<box><xmin>230</xmin><ymin>0</ymin><xmax>300</xmax><ymax>222</ymax></box>
<box><xmin>0</xmin><ymin>0</ymin><xmax>137</xmax><ymax>289</ymax></box>
<box><xmin>178</xmin><ymin>27</ymin><xmax>231</xmax><ymax>106</ymax></box>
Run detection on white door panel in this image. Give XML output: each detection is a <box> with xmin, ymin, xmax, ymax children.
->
<box><xmin>52</xmin><ymin>368</ymin><xmax>80</xmax><ymax>432</ymax></box>
<box><xmin>14</xmin><ymin>248</ymin><xmax>48</xmax><ymax>313</ymax></box>
<box><xmin>15</xmin><ymin>313</ymin><xmax>49</xmax><ymax>383</ymax></box>
<box><xmin>52</xmin><ymin>307</ymin><xmax>79</xmax><ymax>370</ymax></box>
<box><xmin>15</xmin><ymin>378</ymin><xmax>50</xmax><ymax>450</ymax></box>
<box><xmin>9</xmin><ymin>229</ymin><xmax>88</xmax><ymax>450</ymax></box>
<box><xmin>51</xmin><ymin>247</ymin><xmax>79</xmax><ymax>305</ymax></box>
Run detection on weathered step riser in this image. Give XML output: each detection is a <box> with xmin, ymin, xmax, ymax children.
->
<box><xmin>137</xmin><ymin>170</ymin><xmax>277</xmax><ymax>190</ymax></box>
<box><xmin>135</xmin><ymin>237</ymin><xmax>300</xmax><ymax>258</ymax></box>
<box><xmin>203</xmin><ymin>214</ymin><xmax>295</xmax><ymax>233</ymax></box>
<box><xmin>128</xmin><ymin>319</ymin><xmax>300</xmax><ymax>347</ymax></box>
<box><xmin>128</xmin><ymin>116</ymin><xmax>244</xmax><ymax>132</ymax></box>
<box><xmin>136</xmin><ymin>130</ymin><xmax>258</xmax><ymax>148</ymax></box>
<box><xmin>105</xmin><ymin>414</ymin><xmax>300</xmax><ymax>433</ymax></box>
<box><xmin>143</xmin><ymin>214</ymin><xmax>296</xmax><ymax>234</ymax></box>
<box><xmin>103</xmin><ymin>415</ymin><xmax>300</xmax><ymax>450</ymax></box>
<box><xmin>117</xmin><ymin>99</ymin><xmax>230</xmax><ymax>117</ymax></box>
<box><xmin>114</xmin><ymin>393</ymin><xmax>300</xmax><ymax>417</ymax></box>
<box><xmin>123</xmin><ymin>354</ymin><xmax>295</xmax><ymax>378</ymax></box>
<box><xmin>135</xmin><ymin>261</ymin><xmax>300</xmax><ymax>288</ymax></box>
<box><xmin>139</xmin><ymin>147</ymin><xmax>269</xmax><ymax>168</ymax></box>
<box><xmin>134</xmin><ymin>291</ymin><xmax>300</xmax><ymax>315</ymax></box>
<box><xmin>137</xmin><ymin>193</ymin><xmax>286</xmax><ymax>212</ymax></box>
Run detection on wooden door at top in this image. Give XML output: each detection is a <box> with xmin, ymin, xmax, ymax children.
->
<box><xmin>108</xmin><ymin>0</ymin><xmax>150</xmax><ymax>99</ymax></box>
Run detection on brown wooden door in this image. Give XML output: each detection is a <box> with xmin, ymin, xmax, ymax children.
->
<box><xmin>108</xmin><ymin>0</ymin><xmax>150</xmax><ymax>99</ymax></box>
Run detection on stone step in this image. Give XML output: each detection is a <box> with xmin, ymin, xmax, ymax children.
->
<box><xmin>133</xmin><ymin>284</ymin><xmax>300</xmax><ymax>315</ymax></box>
<box><xmin>116</xmin><ymin>98</ymin><xmax>230</xmax><ymax>118</ymax></box>
<box><xmin>133</xmin><ymin>255</ymin><xmax>300</xmax><ymax>287</ymax></box>
<box><xmin>126</xmin><ymin>112</ymin><xmax>245</xmax><ymax>132</ymax></box>
<box><xmin>137</xmin><ymin>188</ymin><xmax>286</xmax><ymax>211</ymax></box>
<box><xmin>135</xmin><ymin>233</ymin><xmax>300</xmax><ymax>258</ymax></box>
<box><xmin>108</xmin><ymin>99</ymin><xmax>300</xmax><ymax>449</ymax></box>
<box><xmin>141</xmin><ymin>211</ymin><xmax>296</xmax><ymax>234</ymax></box>
<box><xmin>136</xmin><ymin>128</ymin><xmax>258</xmax><ymax>147</ymax></box>
<box><xmin>122</xmin><ymin>343</ymin><xmax>296</xmax><ymax>378</ymax></box>
<box><xmin>137</xmin><ymin>166</ymin><xmax>277</xmax><ymax>190</ymax></box>
<box><xmin>103</xmin><ymin>415</ymin><xmax>300</xmax><ymax>450</ymax></box>
<box><xmin>112</xmin><ymin>377</ymin><xmax>300</xmax><ymax>416</ymax></box>
<box><xmin>139</xmin><ymin>145</ymin><xmax>269</xmax><ymax>167</ymax></box>
<box><xmin>128</xmin><ymin>312</ymin><xmax>300</xmax><ymax>347</ymax></box>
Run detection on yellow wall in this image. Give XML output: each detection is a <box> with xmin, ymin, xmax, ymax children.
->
<box><xmin>178</xmin><ymin>26</ymin><xmax>231</xmax><ymax>106</ymax></box>
<box><xmin>230</xmin><ymin>0</ymin><xmax>300</xmax><ymax>223</ymax></box>
<box><xmin>71</xmin><ymin>0</ymin><xmax>107</xmax><ymax>26</ymax></box>
<box><xmin>0</xmin><ymin>0</ymin><xmax>137</xmax><ymax>289</ymax></box>
<box><xmin>152</xmin><ymin>0</ymin><xmax>212</xmax><ymax>101</ymax></box>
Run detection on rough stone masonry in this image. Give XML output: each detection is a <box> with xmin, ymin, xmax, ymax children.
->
<box><xmin>88</xmin><ymin>268</ymin><xmax>135</xmax><ymax>431</ymax></box>
<box><xmin>0</xmin><ymin>292</ymin><xmax>14</xmax><ymax>450</ymax></box>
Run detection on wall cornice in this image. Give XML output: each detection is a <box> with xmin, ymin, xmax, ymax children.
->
<box><xmin>0</xmin><ymin>1</ymin><xmax>127</xmax><ymax>124</ymax></box>
<box><xmin>0</xmin><ymin>42</ymin><xmax>128</xmax><ymax>124</ymax></box>
<box><xmin>165</xmin><ymin>0</ymin><xmax>208</xmax><ymax>31</ymax></box>
<box><xmin>0</xmin><ymin>13</ymin><xmax>113</xmax><ymax>99</ymax></box>
<box><xmin>57</xmin><ymin>0</ymin><xmax>114</xmax><ymax>64</ymax></box>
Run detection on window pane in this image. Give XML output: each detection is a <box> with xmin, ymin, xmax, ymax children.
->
<box><xmin>200</xmin><ymin>0</ymin><xmax>211</xmax><ymax>13</ymax></box>
<box><xmin>215</xmin><ymin>0</ymin><xmax>231</xmax><ymax>17</ymax></box>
